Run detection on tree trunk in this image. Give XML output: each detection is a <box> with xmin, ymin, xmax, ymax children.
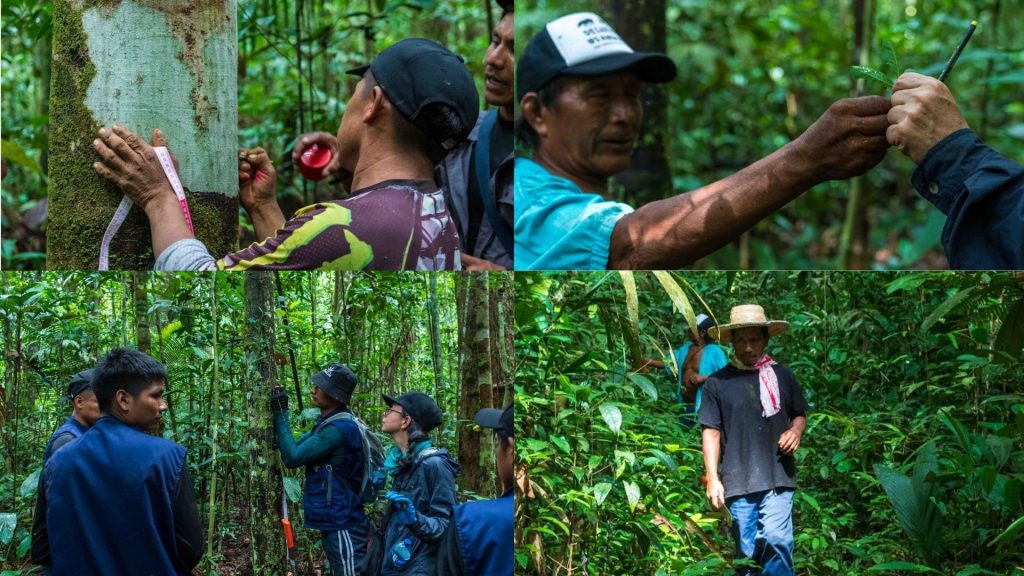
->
<box><xmin>48</xmin><ymin>0</ymin><xmax>239</xmax><ymax>269</ymax></box>
<box><xmin>610</xmin><ymin>0</ymin><xmax>671</xmax><ymax>207</ymax></box>
<box><xmin>458</xmin><ymin>272</ymin><xmax>493</xmax><ymax>496</ymax></box>
<box><xmin>131</xmin><ymin>271</ymin><xmax>150</xmax><ymax>353</ymax></box>
<box><xmin>243</xmin><ymin>271</ymin><xmax>285</xmax><ymax>574</ymax></box>
<box><xmin>428</xmin><ymin>273</ymin><xmax>445</xmax><ymax>400</ymax></box>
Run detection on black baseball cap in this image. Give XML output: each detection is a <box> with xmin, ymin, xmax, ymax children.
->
<box><xmin>347</xmin><ymin>38</ymin><xmax>480</xmax><ymax>151</ymax></box>
<box><xmin>517</xmin><ymin>12</ymin><xmax>677</xmax><ymax>102</ymax></box>
<box><xmin>382</xmin><ymin>391</ymin><xmax>443</xmax><ymax>432</ymax></box>
<box><xmin>311</xmin><ymin>363</ymin><xmax>358</xmax><ymax>404</ymax></box>
<box><xmin>62</xmin><ymin>369</ymin><xmax>94</xmax><ymax>403</ymax></box>
<box><xmin>474</xmin><ymin>404</ymin><xmax>513</xmax><ymax>440</ymax></box>
<box><xmin>495</xmin><ymin>0</ymin><xmax>513</xmax><ymax>11</ymax></box>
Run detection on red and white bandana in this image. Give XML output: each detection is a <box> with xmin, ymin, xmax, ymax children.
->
<box><xmin>753</xmin><ymin>355</ymin><xmax>780</xmax><ymax>417</ymax></box>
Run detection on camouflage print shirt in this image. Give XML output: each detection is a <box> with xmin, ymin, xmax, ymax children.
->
<box><xmin>155</xmin><ymin>179</ymin><xmax>462</xmax><ymax>271</ymax></box>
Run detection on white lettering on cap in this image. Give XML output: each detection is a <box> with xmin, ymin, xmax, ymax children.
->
<box><xmin>546</xmin><ymin>12</ymin><xmax>634</xmax><ymax>67</ymax></box>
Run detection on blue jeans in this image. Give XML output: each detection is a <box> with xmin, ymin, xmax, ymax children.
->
<box><xmin>322</xmin><ymin>523</ymin><xmax>368</xmax><ymax>576</ymax></box>
<box><xmin>726</xmin><ymin>488</ymin><xmax>795</xmax><ymax>576</ymax></box>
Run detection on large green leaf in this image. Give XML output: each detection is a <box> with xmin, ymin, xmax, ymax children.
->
<box><xmin>599</xmin><ymin>403</ymin><xmax>623</xmax><ymax>435</ymax></box>
<box><xmin>653</xmin><ymin>271</ymin><xmax>696</xmax><ymax>337</ymax></box>
<box><xmin>988</xmin><ymin>514</ymin><xmax>1024</xmax><ymax>549</ymax></box>
<box><xmin>627</xmin><ymin>372</ymin><xmax>658</xmax><ymax>401</ymax></box>
<box><xmin>0</xmin><ymin>138</ymin><xmax>46</xmax><ymax>179</ymax></box>
<box><xmin>0</xmin><ymin>513</ymin><xmax>16</xmax><ymax>546</ymax></box>
<box><xmin>593</xmin><ymin>482</ymin><xmax>613</xmax><ymax>506</ymax></box>
<box><xmin>920</xmin><ymin>285</ymin><xmax>978</xmax><ymax>333</ymax></box>
<box><xmin>624</xmin><ymin>480</ymin><xmax>641</xmax><ymax>511</ymax></box>
<box><xmin>873</xmin><ymin>444</ymin><xmax>944</xmax><ymax>567</ymax></box>
<box><xmin>19</xmin><ymin>468</ymin><xmax>41</xmax><ymax>499</ymax></box>
<box><xmin>992</xmin><ymin>299</ymin><xmax>1024</xmax><ymax>364</ymax></box>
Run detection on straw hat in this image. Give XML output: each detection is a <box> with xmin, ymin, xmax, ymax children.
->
<box><xmin>708</xmin><ymin>304</ymin><xmax>789</xmax><ymax>344</ymax></box>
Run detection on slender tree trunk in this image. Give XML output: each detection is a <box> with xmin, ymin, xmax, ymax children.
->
<box><xmin>47</xmin><ymin>0</ymin><xmax>239</xmax><ymax>269</ymax></box>
<box><xmin>458</xmin><ymin>272</ymin><xmax>493</xmax><ymax>496</ymax></box>
<box><xmin>275</xmin><ymin>272</ymin><xmax>305</xmax><ymax>412</ymax></box>
<box><xmin>428</xmin><ymin>273</ymin><xmax>445</xmax><ymax>400</ymax></box>
<box><xmin>244</xmin><ymin>271</ymin><xmax>285</xmax><ymax>574</ymax></box>
<box><xmin>132</xmin><ymin>271</ymin><xmax>150</xmax><ymax>353</ymax></box>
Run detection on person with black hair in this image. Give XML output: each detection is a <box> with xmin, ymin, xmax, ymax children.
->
<box><xmin>646</xmin><ymin>314</ymin><xmax>728</xmax><ymax>425</ymax></box>
<box><xmin>378</xmin><ymin>392</ymin><xmax>460</xmax><ymax>575</ymax></box>
<box><xmin>515</xmin><ymin>12</ymin><xmax>893</xmax><ymax>270</ymax></box>
<box><xmin>437</xmin><ymin>404</ymin><xmax>514</xmax><ymax>576</ymax></box>
<box><xmin>32</xmin><ymin>368</ymin><xmax>100</xmax><ymax>575</ymax></box>
<box><xmin>438</xmin><ymin>0</ymin><xmax>515</xmax><ymax>270</ymax></box>
<box><xmin>92</xmin><ymin>38</ymin><xmax>478</xmax><ymax>271</ymax></box>
<box><xmin>42</xmin><ymin>368</ymin><xmax>100</xmax><ymax>461</ymax></box>
<box><xmin>270</xmin><ymin>363</ymin><xmax>369</xmax><ymax>576</ymax></box>
<box><xmin>31</xmin><ymin>348</ymin><xmax>203</xmax><ymax>576</ymax></box>
<box><xmin>699</xmin><ymin>306</ymin><xmax>808</xmax><ymax>576</ymax></box>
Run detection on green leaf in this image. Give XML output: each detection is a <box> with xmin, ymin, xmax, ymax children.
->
<box><xmin>653</xmin><ymin>271</ymin><xmax>696</xmax><ymax>336</ymax></box>
<box><xmin>868</xmin><ymin>561</ymin><xmax>942</xmax><ymax>573</ymax></box>
<box><xmin>874</xmin><ymin>457</ymin><xmax>943</xmax><ymax>567</ymax></box>
<box><xmin>0</xmin><ymin>513</ymin><xmax>15</xmax><ymax>546</ymax></box>
<box><xmin>988</xmin><ymin>514</ymin><xmax>1024</xmax><ymax>549</ymax></box>
<box><xmin>17</xmin><ymin>533</ymin><xmax>31</xmax><ymax>559</ymax></box>
<box><xmin>992</xmin><ymin>299</ymin><xmax>1024</xmax><ymax>364</ymax></box>
<box><xmin>160</xmin><ymin>320</ymin><xmax>183</xmax><ymax>341</ymax></box>
<box><xmin>850</xmin><ymin>66</ymin><xmax>893</xmax><ymax>89</ymax></box>
<box><xmin>920</xmin><ymin>285</ymin><xmax>978</xmax><ymax>333</ymax></box>
<box><xmin>599</xmin><ymin>403</ymin><xmax>623</xmax><ymax>435</ymax></box>
<box><xmin>552</xmin><ymin>436</ymin><xmax>571</xmax><ymax>454</ymax></box>
<box><xmin>0</xmin><ymin>138</ymin><xmax>46</xmax><ymax>179</ymax></box>
<box><xmin>283</xmin><ymin>475</ymin><xmax>302</xmax><ymax>503</ymax></box>
<box><xmin>882</xmin><ymin>41</ymin><xmax>901</xmax><ymax>77</ymax></box>
<box><xmin>594</xmin><ymin>482</ymin><xmax>613</xmax><ymax>506</ymax></box>
<box><xmin>886</xmin><ymin>274</ymin><xmax>929</xmax><ymax>294</ymax></box>
<box><xmin>627</xmin><ymin>372</ymin><xmax>658</xmax><ymax>401</ymax></box>
<box><xmin>624</xmin><ymin>480</ymin><xmax>641</xmax><ymax>511</ymax></box>
<box><xmin>19</xmin><ymin>468</ymin><xmax>41</xmax><ymax>499</ymax></box>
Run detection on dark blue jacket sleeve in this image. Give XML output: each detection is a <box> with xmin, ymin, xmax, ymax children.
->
<box><xmin>911</xmin><ymin>129</ymin><xmax>1024</xmax><ymax>269</ymax></box>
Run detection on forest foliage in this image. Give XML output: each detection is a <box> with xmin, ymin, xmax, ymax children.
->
<box><xmin>514</xmin><ymin>271</ymin><xmax>1024</xmax><ymax>574</ymax></box>
<box><xmin>0</xmin><ymin>270</ymin><xmax>512</xmax><ymax>574</ymax></box>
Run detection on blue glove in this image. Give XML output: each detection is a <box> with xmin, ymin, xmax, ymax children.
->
<box><xmin>386</xmin><ymin>491</ymin><xmax>418</xmax><ymax>525</ymax></box>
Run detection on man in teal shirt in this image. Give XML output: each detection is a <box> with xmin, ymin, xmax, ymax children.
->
<box><xmin>515</xmin><ymin>12</ymin><xmax>892</xmax><ymax>270</ymax></box>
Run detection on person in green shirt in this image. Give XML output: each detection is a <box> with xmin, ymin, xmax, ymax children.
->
<box><xmin>270</xmin><ymin>363</ymin><xmax>368</xmax><ymax>576</ymax></box>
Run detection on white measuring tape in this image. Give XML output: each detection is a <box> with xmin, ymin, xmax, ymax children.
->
<box><xmin>98</xmin><ymin>146</ymin><xmax>194</xmax><ymax>270</ymax></box>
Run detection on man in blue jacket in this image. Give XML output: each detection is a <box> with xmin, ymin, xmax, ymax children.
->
<box><xmin>33</xmin><ymin>368</ymin><xmax>100</xmax><ymax>574</ymax></box>
<box><xmin>437</xmin><ymin>403</ymin><xmax>514</xmax><ymax>576</ymax></box>
<box><xmin>43</xmin><ymin>368</ymin><xmax>100</xmax><ymax>461</ymax></box>
<box><xmin>270</xmin><ymin>363</ymin><xmax>368</xmax><ymax>576</ymax></box>
<box><xmin>887</xmin><ymin>72</ymin><xmax>1023</xmax><ymax>269</ymax></box>
<box><xmin>31</xmin><ymin>348</ymin><xmax>203</xmax><ymax>576</ymax></box>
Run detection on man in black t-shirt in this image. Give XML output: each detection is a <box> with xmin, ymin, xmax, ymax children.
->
<box><xmin>699</xmin><ymin>305</ymin><xmax>808</xmax><ymax>576</ymax></box>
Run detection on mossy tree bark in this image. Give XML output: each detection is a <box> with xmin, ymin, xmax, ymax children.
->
<box><xmin>47</xmin><ymin>0</ymin><xmax>239</xmax><ymax>270</ymax></box>
<box><xmin>244</xmin><ymin>271</ymin><xmax>286</xmax><ymax>574</ymax></box>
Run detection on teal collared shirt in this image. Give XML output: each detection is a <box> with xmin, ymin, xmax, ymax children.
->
<box><xmin>514</xmin><ymin>158</ymin><xmax>633</xmax><ymax>270</ymax></box>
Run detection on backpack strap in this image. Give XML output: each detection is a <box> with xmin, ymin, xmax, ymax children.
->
<box><xmin>474</xmin><ymin>111</ymin><xmax>513</xmax><ymax>255</ymax></box>
<box><xmin>314</xmin><ymin>411</ymin><xmax>365</xmax><ymax>493</ymax></box>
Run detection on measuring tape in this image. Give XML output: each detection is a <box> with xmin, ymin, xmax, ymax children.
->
<box><xmin>97</xmin><ymin>145</ymin><xmax>194</xmax><ymax>270</ymax></box>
